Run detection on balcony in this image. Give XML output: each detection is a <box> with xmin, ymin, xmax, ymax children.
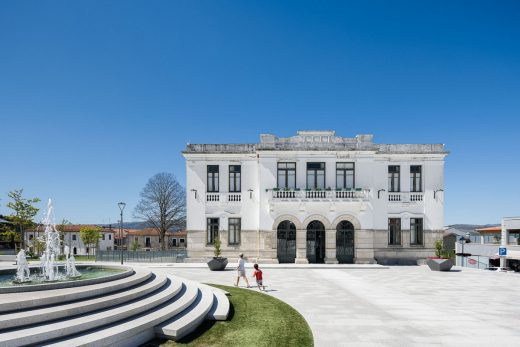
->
<box><xmin>387</xmin><ymin>192</ymin><xmax>424</xmax><ymax>203</ymax></box>
<box><xmin>268</xmin><ymin>188</ymin><xmax>369</xmax><ymax>201</ymax></box>
<box><xmin>205</xmin><ymin>193</ymin><xmax>242</xmax><ymax>204</ymax></box>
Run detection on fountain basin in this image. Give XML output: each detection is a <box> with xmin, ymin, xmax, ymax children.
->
<box><xmin>0</xmin><ymin>265</ymin><xmax>133</xmax><ymax>293</ymax></box>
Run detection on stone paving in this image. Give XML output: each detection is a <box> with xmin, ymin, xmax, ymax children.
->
<box><xmin>150</xmin><ymin>265</ymin><xmax>520</xmax><ymax>347</ymax></box>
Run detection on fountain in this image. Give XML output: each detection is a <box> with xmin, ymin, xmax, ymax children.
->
<box><xmin>14</xmin><ymin>249</ymin><xmax>31</xmax><ymax>283</ymax></box>
<box><xmin>64</xmin><ymin>245</ymin><xmax>81</xmax><ymax>278</ymax></box>
<box><xmin>12</xmin><ymin>199</ymin><xmax>81</xmax><ymax>284</ymax></box>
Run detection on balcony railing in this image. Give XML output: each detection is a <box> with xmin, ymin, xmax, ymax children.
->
<box><xmin>269</xmin><ymin>188</ymin><xmax>369</xmax><ymax>201</ymax></box>
<box><xmin>205</xmin><ymin>193</ymin><xmax>242</xmax><ymax>203</ymax></box>
<box><xmin>388</xmin><ymin>192</ymin><xmax>424</xmax><ymax>203</ymax></box>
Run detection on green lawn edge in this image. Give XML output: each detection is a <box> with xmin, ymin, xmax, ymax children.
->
<box><xmin>151</xmin><ymin>284</ymin><xmax>314</xmax><ymax>347</ymax></box>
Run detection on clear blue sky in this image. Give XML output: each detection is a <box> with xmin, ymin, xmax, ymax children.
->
<box><xmin>0</xmin><ymin>1</ymin><xmax>519</xmax><ymax>225</ymax></box>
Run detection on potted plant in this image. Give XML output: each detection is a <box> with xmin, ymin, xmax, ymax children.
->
<box><xmin>207</xmin><ymin>237</ymin><xmax>228</xmax><ymax>271</ymax></box>
<box><xmin>426</xmin><ymin>240</ymin><xmax>454</xmax><ymax>271</ymax></box>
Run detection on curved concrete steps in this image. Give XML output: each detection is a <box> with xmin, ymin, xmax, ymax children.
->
<box><xmin>155</xmin><ymin>282</ymin><xmax>215</xmax><ymax>340</ymax></box>
<box><xmin>205</xmin><ymin>286</ymin><xmax>230</xmax><ymax>321</ymax></box>
<box><xmin>44</xmin><ymin>277</ymin><xmax>201</xmax><ymax>347</ymax></box>
<box><xmin>0</xmin><ymin>268</ymin><xmax>230</xmax><ymax>347</ymax></box>
<box><xmin>0</xmin><ymin>268</ymin><xmax>152</xmax><ymax>313</ymax></box>
<box><xmin>0</xmin><ymin>273</ymin><xmax>166</xmax><ymax>330</ymax></box>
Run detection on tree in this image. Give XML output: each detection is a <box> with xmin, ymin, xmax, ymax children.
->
<box><xmin>134</xmin><ymin>173</ymin><xmax>186</xmax><ymax>251</ymax></box>
<box><xmin>131</xmin><ymin>238</ymin><xmax>140</xmax><ymax>251</ymax></box>
<box><xmin>6</xmin><ymin>189</ymin><xmax>41</xmax><ymax>250</ymax></box>
<box><xmin>56</xmin><ymin>219</ymin><xmax>71</xmax><ymax>254</ymax></box>
<box><xmin>80</xmin><ymin>226</ymin><xmax>101</xmax><ymax>259</ymax></box>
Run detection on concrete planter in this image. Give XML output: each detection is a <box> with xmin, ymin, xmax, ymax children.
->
<box><xmin>427</xmin><ymin>258</ymin><xmax>454</xmax><ymax>272</ymax></box>
<box><xmin>207</xmin><ymin>257</ymin><xmax>228</xmax><ymax>271</ymax></box>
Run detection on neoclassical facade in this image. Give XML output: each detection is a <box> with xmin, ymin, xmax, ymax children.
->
<box><xmin>183</xmin><ymin>130</ymin><xmax>448</xmax><ymax>264</ymax></box>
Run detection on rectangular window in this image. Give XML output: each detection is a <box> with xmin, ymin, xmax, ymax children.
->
<box><xmin>109</xmin><ymin>234</ymin><xmax>112</xmax><ymax>240</ymax></box>
<box><xmin>410</xmin><ymin>165</ymin><xmax>422</xmax><ymax>192</ymax></box>
<box><xmin>72</xmin><ymin>234</ymin><xmax>77</xmax><ymax>241</ymax></box>
<box><xmin>172</xmin><ymin>238</ymin><xmax>177</xmax><ymax>247</ymax></box>
<box><xmin>229</xmin><ymin>165</ymin><xmax>241</xmax><ymax>192</ymax></box>
<box><xmin>180</xmin><ymin>238</ymin><xmax>185</xmax><ymax>244</ymax></box>
<box><xmin>207</xmin><ymin>218</ymin><xmax>219</xmax><ymax>245</ymax></box>
<box><xmin>277</xmin><ymin>162</ymin><xmax>296</xmax><ymax>189</ymax></box>
<box><xmin>228</xmin><ymin>218</ymin><xmax>241</xmax><ymax>245</ymax></box>
<box><xmin>307</xmin><ymin>162</ymin><xmax>325</xmax><ymax>189</ymax></box>
<box><xmin>336</xmin><ymin>162</ymin><xmax>355</xmax><ymax>189</ymax></box>
<box><xmin>388</xmin><ymin>218</ymin><xmax>402</xmax><ymax>245</ymax></box>
<box><xmin>207</xmin><ymin>165</ymin><xmax>219</xmax><ymax>192</ymax></box>
<box><xmin>145</xmin><ymin>237</ymin><xmax>151</xmax><ymax>248</ymax></box>
<box><xmin>410</xmin><ymin>218</ymin><xmax>423</xmax><ymax>245</ymax></box>
<box><xmin>388</xmin><ymin>165</ymin><xmax>400</xmax><ymax>192</ymax></box>
<box><xmin>102</xmin><ymin>234</ymin><xmax>105</xmax><ymax>241</ymax></box>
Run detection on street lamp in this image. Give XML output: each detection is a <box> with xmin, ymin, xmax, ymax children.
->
<box><xmin>118</xmin><ymin>202</ymin><xmax>126</xmax><ymax>265</ymax></box>
<box><xmin>459</xmin><ymin>235</ymin><xmax>466</xmax><ymax>267</ymax></box>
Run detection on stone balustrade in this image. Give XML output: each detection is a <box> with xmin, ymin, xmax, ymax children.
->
<box><xmin>205</xmin><ymin>193</ymin><xmax>242</xmax><ymax>203</ymax></box>
<box><xmin>269</xmin><ymin>188</ymin><xmax>370</xmax><ymax>201</ymax></box>
<box><xmin>387</xmin><ymin>192</ymin><xmax>424</xmax><ymax>203</ymax></box>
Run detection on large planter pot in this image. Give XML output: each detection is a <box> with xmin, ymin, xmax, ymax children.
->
<box><xmin>427</xmin><ymin>258</ymin><xmax>454</xmax><ymax>272</ymax></box>
<box><xmin>207</xmin><ymin>257</ymin><xmax>228</xmax><ymax>271</ymax></box>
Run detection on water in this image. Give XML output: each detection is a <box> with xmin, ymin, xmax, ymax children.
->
<box><xmin>15</xmin><ymin>199</ymin><xmax>81</xmax><ymax>282</ymax></box>
<box><xmin>1</xmin><ymin>267</ymin><xmax>124</xmax><ymax>287</ymax></box>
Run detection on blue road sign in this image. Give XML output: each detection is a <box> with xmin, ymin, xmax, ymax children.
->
<box><xmin>499</xmin><ymin>247</ymin><xmax>507</xmax><ymax>256</ymax></box>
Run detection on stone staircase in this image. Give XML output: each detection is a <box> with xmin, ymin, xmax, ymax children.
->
<box><xmin>0</xmin><ymin>267</ymin><xmax>229</xmax><ymax>347</ymax></box>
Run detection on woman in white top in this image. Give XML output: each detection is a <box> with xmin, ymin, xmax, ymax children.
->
<box><xmin>235</xmin><ymin>253</ymin><xmax>251</xmax><ymax>288</ymax></box>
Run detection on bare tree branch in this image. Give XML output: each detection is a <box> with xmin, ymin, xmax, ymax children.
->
<box><xmin>133</xmin><ymin>173</ymin><xmax>186</xmax><ymax>250</ymax></box>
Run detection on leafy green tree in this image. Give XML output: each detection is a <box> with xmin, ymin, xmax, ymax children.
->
<box><xmin>56</xmin><ymin>219</ymin><xmax>71</xmax><ymax>254</ymax></box>
<box><xmin>80</xmin><ymin>226</ymin><xmax>101</xmax><ymax>259</ymax></box>
<box><xmin>131</xmin><ymin>238</ymin><xmax>140</xmax><ymax>251</ymax></box>
<box><xmin>6</xmin><ymin>189</ymin><xmax>41</xmax><ymax>250</ymax></box>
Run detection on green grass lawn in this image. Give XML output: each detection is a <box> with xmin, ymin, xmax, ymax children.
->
<box><xmin>148</xmin><ymin>284</ymin><xmax>314</xmax><ymax>347</ymax></box>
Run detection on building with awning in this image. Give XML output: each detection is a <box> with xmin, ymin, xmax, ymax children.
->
<box><xmin>455</xmin><ymin>217</ymin><xmax>520</xmax><ymax>270</ymax></box>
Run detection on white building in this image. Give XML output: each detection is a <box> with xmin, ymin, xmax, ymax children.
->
<box><xmin>26</xmin><ymin>224</ymin><xmax>115</xmax><ymax>256</ymax></box>
<box><xmin>183</xmin><ymin>130</ymin><xmax>448</xmax><ymax>264</ymax></box>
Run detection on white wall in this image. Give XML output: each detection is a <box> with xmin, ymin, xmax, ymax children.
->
<box><xmin>186</xmin><ymin>151</ymin><xmax>445</xmax><ymax>232</ymax></box>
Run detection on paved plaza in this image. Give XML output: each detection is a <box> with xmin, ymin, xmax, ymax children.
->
<box><xmin>150</xmin><ymin>264</ymin><xmax>520</xmax><ymax>347</ymax></box>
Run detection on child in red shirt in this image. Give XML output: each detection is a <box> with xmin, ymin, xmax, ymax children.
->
<box><xmin>252</xmin><ymin>263</ymin><xmax>265</xmax><ymax>291</ymax></box>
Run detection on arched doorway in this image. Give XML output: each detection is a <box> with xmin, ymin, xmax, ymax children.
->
<box><xmin>336</xmin><ymin>221</ymin><xmax>355</xmax><ymax>263</ymax></box>
<box><xmin>307</xmin><ymin>221</ymin><xmax>325</xmax><ymax>263</ymax></box>
<box><xmin>277</xmin><ymin>221</ymin><xmax>296</xmax><ymax>263</ymax></box>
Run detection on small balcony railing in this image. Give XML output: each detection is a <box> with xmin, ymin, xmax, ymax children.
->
<box><xmin>269</xmin><ymin>188</ymin><xmax>369</xmax><ymax>201</ymax></box>
<box><xmin>388</xmin><ymin>192</ymin><xmax>424</xmax><ymax>203</ymax></box>
<box><xmin>205</xmin><ymin>193</ymin><xmax>242</xmax><ymax>203</ymax></box>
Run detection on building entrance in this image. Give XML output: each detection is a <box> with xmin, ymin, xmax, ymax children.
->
<box><xmin>307</xmin><ymin>221</ymin><xmax>325</xmax><ymax>263</ymax></box>
<box><xmin>336</xmin><ymin>221</ymin><xmax>355</xmax><ymax>263</ymax></box>
<box><xmin>277</xmin><ymin>221</ymin><xmax>296</xmax><ymax>263</ymax></box>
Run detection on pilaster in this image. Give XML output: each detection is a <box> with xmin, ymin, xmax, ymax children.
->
<box><xmin>295</xmin><ymin>229</ymin><xmax>309</xmax><ymax>264</ymax></box>
<box><xmin>324</xmin><ymin>229</ymin><xmax>338</xmax><ymax>264</ymax></box>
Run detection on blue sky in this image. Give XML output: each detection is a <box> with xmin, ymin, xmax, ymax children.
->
<box><xmin>0</xmin><ymin>1</ymin><xmax>519</xmax><ymax>225</ymax></box>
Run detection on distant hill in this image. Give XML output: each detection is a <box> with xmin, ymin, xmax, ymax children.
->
<box><xmin>447</xmin><ymin>224</ymin><xmax>499</xmax><ymax>232</ymax></box>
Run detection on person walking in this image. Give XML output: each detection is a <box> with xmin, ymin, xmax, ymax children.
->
<box><xmin>235</xmin><ymin>253</ymin><xmax>251</xmax><ymax>288</ymax></box>
<box><xmin>252</xmin><ymin>263</ymin><xmax>265</xmax><ymax>291</ymax></box>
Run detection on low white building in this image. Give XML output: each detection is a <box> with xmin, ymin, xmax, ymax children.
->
<box><xmin>26</xmin><ymin>224</ymin><xmax>115</xmax><ymax>256</ymax></box>
<box><xmin>183</xmin><ymin>130</ymin><xmax>448</xmax><ymax>264</ymax></box>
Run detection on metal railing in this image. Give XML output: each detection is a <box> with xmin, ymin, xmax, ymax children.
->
<box><xmin>96</xmin><ymin>249</ymin><xmax>187</xmax><ymax>263</ymax></box>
